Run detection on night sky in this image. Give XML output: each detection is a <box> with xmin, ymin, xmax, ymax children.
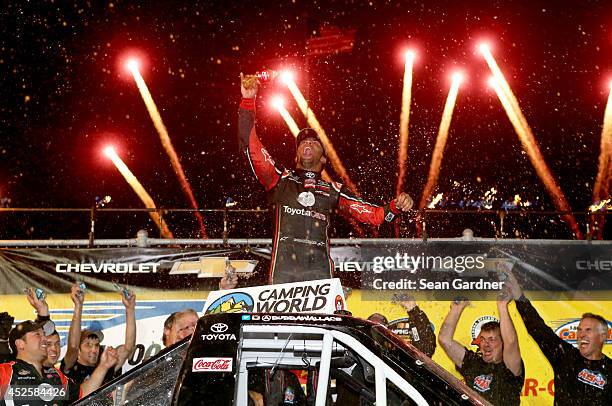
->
<box><xmin>1</xmin><ymin>0</ymin><xmax>610</xmax><ymax>240</ymax></box>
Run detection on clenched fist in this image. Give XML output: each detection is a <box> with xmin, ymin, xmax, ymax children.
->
<box><xmin>394</xmin><ymin>192</ymin><xmax>414</xmax><ymax>212</ymax></box>
<box><xmin>240</xmin><ymin>73</ymin><xmax>259</xmax><ymax>98</ymax></box>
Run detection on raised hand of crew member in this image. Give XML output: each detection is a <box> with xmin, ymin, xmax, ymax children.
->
<box><xmin>99</xmin><ymin>346</ymin><xmax>119</xmax><ymax>369</ymax></box>
<box><xmin>219</xmin><ymin>263</ymin><xmax>238</xmax><ymax>290</ymax></box>
<box><xmin>240</xmin><ymin>72</ymin><xmax>259</xmax><ymax>98</ymax></box>
<box><xmin>503</xmin><ymin>271</ymin><xmax>523</xmax><ymax>301</ymax></box>
<box><xmin>497</xmin><ymin>285</ymin><xmax>513</xmax><ymax>306</ymax></box>
<box><xmin>25</xmin><ymin>287</ymin><xmax>49</xmax><ymax>316</ymax></box>
<box><xmin>121</xmin><ymin>290</ymin><xmax>136</xmax><ymax>310</ymax></box>
<box><xmin>70</xmin><ymin>284</ymin><xmax>85</xmax><ymax>307</ymax></box>
<box><xmin>394</xmin><ymin>192</ymin><xmax>414</xmax><ymax>212</ymax></box>
<box><xmin>399</xmin><ymin>297</ymin><xmax>417</xmax><ymax>312</ymax></box>
<box><xmin>450</xmin><ymin>298</ymin><xmax>470</xmax><ymax>312</ymax></box>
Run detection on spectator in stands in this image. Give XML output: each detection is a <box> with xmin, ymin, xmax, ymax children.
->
<box><xmin>505</xmin><ymin>272</ymin><xmax>611</xmax><ymax>405</ymax></box>
<box><xmin>162</xmin><ymin>309</ymin><xmax>199</xmax><ymax>347</ymax></box>
<box><xmin>61</xmin><ymin>283</ymin><xmax>136</xmax><ymax>385</ymax></box>
<box><xmin>0</xmin><ymin>312</ymin><xmax>14</xmax><ymax>364</ymax></box>
<box><xmin>438</xmin><ymin>294</ymin><xmax>524</xmax><ymax>405</ymax></box>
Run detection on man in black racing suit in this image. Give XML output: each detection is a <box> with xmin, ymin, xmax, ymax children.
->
<box><xmin>238</xmin><ymin>73</ymin><xmax>414</xmax><ymax>284</ymax></box>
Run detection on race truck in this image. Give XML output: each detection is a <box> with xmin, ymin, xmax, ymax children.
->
<box><xmin>76</xmin><ymin>312</ymin><xmax>490</xmax><ymax>406</ymax></box>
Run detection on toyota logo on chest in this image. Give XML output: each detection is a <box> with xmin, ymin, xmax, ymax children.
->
<box><xmin>210</xmin><ymin>323</ymin><xmax>229</xmax><ymax>333</ymax></box>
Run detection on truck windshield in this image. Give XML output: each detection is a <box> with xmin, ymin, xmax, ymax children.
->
<box><xmin>73</xmin><ymin>339</ymin><xmax>189</xmax><ymax>406</ymax></box>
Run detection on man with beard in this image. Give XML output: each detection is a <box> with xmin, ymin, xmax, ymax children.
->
<box><xmin>438</xmin><ymin>295</ymin><xmax>524</xmax><ymax>405</ymax></box>
<box><xmin>504</xmin><ymin>273</ymin><xmax>611</xmax><ymax>405</ymax></box>
<box><xmin>238</xmin><ymin>74</ymin><xmax>414</xmax><ymax>284</ymax></box>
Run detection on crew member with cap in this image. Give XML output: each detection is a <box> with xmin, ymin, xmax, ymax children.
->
<box><xmin>0</xmin><ymin>320</ymin><xmax>118</xmax><ymax>405</ymax></box>
<box><xmin>238</xmin><ymin>73</ymin><xmax>414</xmax><ymax>284</ymax></box>
<box><xmin>61</xmin><ymin>284</ymin><xmax>136</xmax><ymax>385</ymax></box>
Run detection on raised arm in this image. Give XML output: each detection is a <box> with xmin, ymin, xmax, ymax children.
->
<box><xmin>337</xmin><ymin>187</ymin><xmax>413</xmax><ymax>226</ymax></box>
<box><xmin>63</xmin><ymin>284</ymin><xmax>85</xmax><ymax>371</ymax></box>
<box><xmin>400</xmin><ymin>300</ymin><xmax>437</xmax><ymax>358</ymax></box>
<box><xmin>505</xmin><ymin>272</ymin><xmax>572</xmax><ymax>363</ymax></box>
<box><xmin>238</xmin><ymin>73</ymin><xmax>282</xmax><ymax>191</ymax></box>
<box><xmin>25</xmin><ymin>288</ymin><xmax>50</xmax><ymax>321</ymax></box>
<box><xmin>114</xmin><ymin>290</ymin><xmax>136</xmax><ymax>372</ymax></box>
<box><xmin>80</xmin><ymin>346</ymin><xmax>119</xmax><ymax>396</ymax></box>
<box><xmin>438</xmin><ymin>300</ymin><xmax>469</xmax><ymax>367</ymax></box>
<box><xmin>497</xmin><ymin>290</ymin><xmax>522</xmax><ymax>376</ymax></box>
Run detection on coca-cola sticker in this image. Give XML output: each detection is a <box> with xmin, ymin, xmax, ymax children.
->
<box><xmin>192</xmin><ymin>357</ymin><xmax>233</xmax><ymax>372</ymax></box>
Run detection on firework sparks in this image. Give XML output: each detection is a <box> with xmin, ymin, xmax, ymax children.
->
<box><xmin>104</xmin><ymin>146</ymin><xmax>173</xmax><ymax>238</ymax></box>
<box><xmin>272</xmin><ymin>97</ymin><xmax>300</xmax><ymax>136</ymax></box>
<box><xmin>427</xmin><ymin>193</ymin><xmax>444</xmax><ymax>209</ymax></box>
<box><xmin>397</xmin><ymin>50</ymin><xmax>415</xmax><ymax>198</ymax></box>
<box><xmin>127</xmin><ymin>60</ymin><xmax>207</xmax><ymax>238</ymax></box>
<box><xmin>589</xmin><ymin>199</ymin><xmax>611</xmax><ymax>213</ymax></box>
<box><xmin>419</xmin><ymin>72</ymin><xmax>463</xmax><ymax>211</ymax></box>
<box><xmin>394</xmin><ymin>50</ymin><xmax>416</xmax><ymax>236</ymax></box>
<box><xmin>590</xmin><ymin>83</ymin><xmax>612</xmax><ymax>237</ymax></box>
<box><xmin>487</xmin><ymin>75</ymin><xmax>583</xmax><ymax>239</ymax></box>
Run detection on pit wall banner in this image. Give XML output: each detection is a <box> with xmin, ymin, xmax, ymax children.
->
<box><xmin>1</xmin><ymin>246</ymin><xmax>611</xmax><ymax>405</ymax></box>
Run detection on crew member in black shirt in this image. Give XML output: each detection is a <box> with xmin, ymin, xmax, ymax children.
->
<box><xmin>505</xmin><ymin>272</ymin><xmax>611</xmax><ymax>405</ymax></box>
<box><xmin>61</xmin><ymin>284</ymin><xmax>136</xmax><ymax>385</ymax></box>
<box><xmin>438</xmin><ymin>294</ymin><xmax>524</xmax><ymax>405</ymax></box>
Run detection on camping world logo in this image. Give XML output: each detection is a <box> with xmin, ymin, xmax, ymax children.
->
<box><xmin>205</xmin><ymin>292</ymin><xmax>254</xmax><ymax>314</ymax></box>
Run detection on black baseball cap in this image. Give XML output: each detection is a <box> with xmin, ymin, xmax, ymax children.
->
<box><xmin>296</xmin><ymin>128</ymin><xmax>326</xmax><ymax>157</ymax></box>
<box><xmin>9</xmin><ymin>320</ymin><xmax>56</xmax><ymax>354</ymax></box>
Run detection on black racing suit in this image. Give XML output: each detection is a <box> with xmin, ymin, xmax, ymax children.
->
<box><xmin>515</xmin><ymin>295</ymin><xmax>612</xmax><ymax>405</ymax></box>
<box><xmin>0</xmin><ymin>360</ymin><xmax>81</xmax><ymax>406</ymax></box>
<box><xmin>238</xmin><ymin>98</ymin><xmax>400</xmax><ymax>284</ymax></box>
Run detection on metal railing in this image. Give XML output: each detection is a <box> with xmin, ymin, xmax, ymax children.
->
<box><xmin>0</xmin><ymin>207</ymin><xmax>609</xmax><ymax>246</ymax></box>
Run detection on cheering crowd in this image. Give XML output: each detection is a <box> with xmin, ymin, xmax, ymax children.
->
<box><xmin>0</xmin><ymin>271</ymin><xmax>609</xmax><ymax>405</ymax></box>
